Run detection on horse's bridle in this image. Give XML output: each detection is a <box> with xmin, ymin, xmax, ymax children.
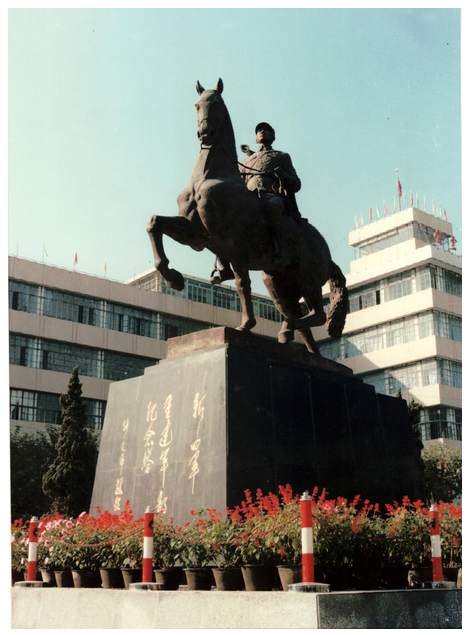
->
<box><xmin>200</xmin><ymin>142</ymin><xmax>276</xmax><ymax>177</ymax></box>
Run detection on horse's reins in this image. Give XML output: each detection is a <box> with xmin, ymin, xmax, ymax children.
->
<box><xmin>200</xmin><ymin>142</ymin><xmax>276</xmax><ymax>177</ymax></box>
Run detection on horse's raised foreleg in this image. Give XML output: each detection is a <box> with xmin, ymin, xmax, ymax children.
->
<box><xmin>147</xmin><ymin>214</ymin><xmax>206</xmax><ymax>292</ymax></box>
<box><xmin>233</xmin><ymin>268</ymin><xmax>257</xmax><ymax>331</ymax></box>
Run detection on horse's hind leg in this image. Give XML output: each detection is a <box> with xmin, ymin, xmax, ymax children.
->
<box><xmin>274</xmin><ymin>288</ymin><xmax>322</xmax><ymax>355</ymax></box>
<box><xmin>233</xmin><ymin>267</ymin><xmax>257</xmax><ymax>331</ymax></box>
<box><xmin>298</xmin><ymin>326</ymin><xmax>321</xmax><ymax>355</ymax></box>
<box><xmin>147</xmin><ymin>214</ymin><xmax>206</xmax><ymax>291</ymax></box>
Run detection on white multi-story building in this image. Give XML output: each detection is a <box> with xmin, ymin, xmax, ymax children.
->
<box><xmin>314</xmin><ymin>207</ymin><xmax>462</xmax><ymax>449</ymax></box>
<box><xmin>8</xmin><ymin>256</ymin><xmax>282</xmax><ymax>435</ymax></box>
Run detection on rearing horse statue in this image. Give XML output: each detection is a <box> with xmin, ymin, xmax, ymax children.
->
<box><xmin>147</xmin><ymin>79</ymin><xmax>348</xmax><ymax>354</ymax></box>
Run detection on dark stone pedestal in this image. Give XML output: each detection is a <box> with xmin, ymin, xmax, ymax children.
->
<box><xmin>90</xmin><ymin>327</ymin><xmax>421</xmax><ymax>525</ymax></box>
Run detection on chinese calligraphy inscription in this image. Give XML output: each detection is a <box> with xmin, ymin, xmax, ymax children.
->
<box><xmin>114</xmin><ymin>417</ymin><xmax>130</xmax><ymax>512</ymax></box>
<box><xmin>189</xmin><ymin>392</ymin><xmax>206</xmax><ymax>494</ymax></box>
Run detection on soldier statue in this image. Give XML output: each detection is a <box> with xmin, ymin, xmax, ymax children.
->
<box><xmin>210</xmin><ymin>122</ymin><xmax>303</xmax><ymax>284</ymax></box>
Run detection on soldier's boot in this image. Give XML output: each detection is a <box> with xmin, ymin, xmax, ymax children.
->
<box><xmin>210</xmin><ymin>258</ymin><xmax>235</xmax><ymax>285</ymax></box>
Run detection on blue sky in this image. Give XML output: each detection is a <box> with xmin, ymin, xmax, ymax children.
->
<box><xmin>8</xmin><ymin>7</ymin><xmax>461</xmax><ymax>295</ymax></box>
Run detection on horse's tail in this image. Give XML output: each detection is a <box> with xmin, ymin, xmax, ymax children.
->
<box><xmin>325</xmin><ymin>261</ymin><xmax>348</xmax><ymax>338</ymax></box>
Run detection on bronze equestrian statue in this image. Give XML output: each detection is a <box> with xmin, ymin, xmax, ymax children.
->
<box><xmin>147</xmin><ymin>79</ymin><xmax>348</xmax><ymax>354</ymax></box>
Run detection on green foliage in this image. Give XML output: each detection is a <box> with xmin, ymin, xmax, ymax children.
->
<box><xmin>204</xmin><ymin>511</ymin><xmax>245</xmax><ymax>568</ymax></box>
<box><xmin>10</xmin><ymin>425</ymin><xmax>59</xmax><ymax>520</ymax></box>
<box><xmin>178</xmin><ymin>509</ymin><xmax>213</xmax><ymax>568</ymax></box>
<box><xmin>152</xmin><ymin>517</ymin><xmax>184</xmax><ymax>569</ymax></box>
<box><xmin>421</xmin><ymin>442</ymin><xmax>462</xmax><ymax>504</ymax></box>
<box><xmin>42</xmin><ymin>367</ymin><xmax>99</xmax><ymax>517</ymax></box>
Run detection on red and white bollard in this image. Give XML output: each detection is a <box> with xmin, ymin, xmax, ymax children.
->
<box><xmin>15</xmin><ymin>516</ymin><xmax>43</xmax><ymax>587</ymax></box>
<box><xmin>429</xmin><ymin>504</ymin><xmax>443</xmax><ymax>583</ymax></box>
<box><xmin>26</xmin><ymin>516</ymin><xmax>39</xmax><ymax>582</ymax></box>
<box><xmin>300</xmin><ymin>492</ymin><xmax>315</xmax><ymax>583</ymax></box>
<box><xmin>142</xmin><ymin>506</ymin><xmax>154</xmax><ymax>583</ymax></box>
<box><xmin>288</xmin><ymin>492</ymin><xmax>329</xmax><ymax>592</ymax></box>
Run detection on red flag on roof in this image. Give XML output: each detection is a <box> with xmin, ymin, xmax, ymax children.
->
<box><xmin>370</xmin><ymin>207</ymin><xmax>372</xmax><ymax>222</ymax></box>
<box><xmin>384</xmin><ymin>201</ymin><xmax>389</xmax><ymax>216</ymax></box>
<box><xmin>74</xmin><ymin>252</ymin><xmax>78</xmax><ymax>265</ymax></box>
<box><xmin>444</xmin><ymin>207</ymin><xmax>448</xmax><ymax>221</ymax></box>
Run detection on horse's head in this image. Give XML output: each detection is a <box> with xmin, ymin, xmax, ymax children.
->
<box><xmin>195</xmin><ymin>78</ymin><xmax>227</xmax><ymax>146</ymax></box>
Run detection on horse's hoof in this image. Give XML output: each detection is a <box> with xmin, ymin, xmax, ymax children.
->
<box><xmin>235</xmin><ymin>319</ymin><xmax>256</xmax><ymax>332</ymax></box>
<box><xmin>278</xmin><ymin>329</ymin><xmax>294</xmax><ymax>344</ymax></box>
<box><xmin>166</xmin><ymin>269</ymin><xmax>185</xmax><ymax>292</ymax></box>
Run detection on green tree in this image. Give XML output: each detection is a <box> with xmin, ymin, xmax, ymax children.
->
<box><xmin>421</xmin><ymin>442</ymin><xmax>462</xmax><ymax>504</ymax></box>
<box><xmin>10</xmin><ymin>425</ymin><xmax>59</xmax><ymax>520</ymax></box>
<box><xmin>42</xmin><ymin>367</ymin><xmax>99</xmax><ymax>516</ymax></box>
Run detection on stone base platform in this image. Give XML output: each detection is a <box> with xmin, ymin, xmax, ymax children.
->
<box><xmin>90</xmin><ymin>326</ymin><xmax>421</xmax><ymax>525</ymax></box>
<box><xmin>11</xmin><ymin>587</ymin><xmax>462</xmax><ymax>629</ymax></box>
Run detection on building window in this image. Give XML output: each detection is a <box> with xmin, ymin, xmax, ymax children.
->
<box><xmin>9</xmin><ymin>333</ymin><xmax>156</xmax><ymax>380</ymax></box>
<box><xmin>9</xmin><ymin>281</ymin><xmax>40</xmax><ymax>314</ymax></box>
<box><xmin>360</xmin><ymin>358</ymin><xmax>462</xmax><ymax>396</ymax></box>
<box><xmin>10</xmin><ymin>388</ymin><xmax>107</xmax><ymax>430</ymax></box>
<box><xmin>344</xmin><ymin>266</ymin><xmax>461</xmax><ymax>317</ymax></box>
<box><xmin>157</xmin><ymin>274</ymin><xmax>282</xmax><ymax>321</ymax></box>
<box><xmin>318</xmin><ymin>310</ymin><xmax>461</xmax><ymax>361</ymax></box>
<box><xmin>417</xmin><ymin>407</ymin><xmax>462</xmax><ymax>442</ymax></box>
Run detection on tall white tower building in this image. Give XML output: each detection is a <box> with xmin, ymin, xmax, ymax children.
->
<box><xmin>315</xmin><ymin>207</ymin><xmax>462</xmax><ymax>449</ymax></box>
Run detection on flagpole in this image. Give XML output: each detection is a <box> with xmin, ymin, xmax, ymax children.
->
<box><xmin>396</xmin><ymin>169</ymin><xmax>402</xmax><ymax>211</ymax></box>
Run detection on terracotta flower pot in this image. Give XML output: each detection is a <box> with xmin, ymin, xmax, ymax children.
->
<box><xmin>241</xmin><ymin>564</ymin><xmax>280</xmax><ymax>591</ymax></box>
<box><xmin>54</xmin><ymin>570</ymin><xmax>74</xmax><ymax>587</ymax></box>
<box><xmin>379</xmin><ymin>566</ymin><xmax>408</xmax><ymax>590</ymax></box>
<box><xmin>154</xmin><ymin>567</ymin><xmax>183</xmax><ymax>590</ymax></box>
<box><xmin>39</xmin><ymin>569</ymin><xmax>57</xmax><ymax>587</ymax></box>
<box><xmin>352</xmin><ymin>566</ymin><xmax>383</xmax><ymax>591</ymax></box>
<box><xmin>276</xmin><ymin>565</ymin><xmax>302</xmax><ymax>591</ymax></box>
<box><xmin>184</xmin><ymin>567</ymin><xmax>214</xmax><ymax>590</ymax></box>
<box><xmin>99</xmin><ymin>567</ymin><xmax>125</xmax><ymax>589</ymax></box>
<box><xmin>318</xmin><ymin>566</ymin><xmax>355</xmax><ymax>591</ymax></box>
<box><xmin>11</xmin><ymin>569</ymin><xmax>24</xmax><ymax>586</ymax></box>
<box><xmin>72</xmin><ymin>569</ymin><xmax>102</xmax><ymax>588</ymax></box>
<box><xmin>212</xmin><ymin>567</ymin><xmax>245</xmax><ymax>591</ymax></box>
<box><xmin>121</xmin><ymin>568</ymin><xmax>144</xmax><ymax>590</ymax></box>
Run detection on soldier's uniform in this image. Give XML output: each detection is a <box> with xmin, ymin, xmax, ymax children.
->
<box><xmin>239</xmin><ymin>145</ymin><xmax>301</xmax><ymax>202</ymax></box>
<box><xmin>210</xmin><ymin>123</ymin><xmax>301</xmax><ymax>283</ymax></box>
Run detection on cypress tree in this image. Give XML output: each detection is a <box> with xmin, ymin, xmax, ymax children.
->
<box><xmin>42</xmin><ymin>367</ymin><xmax>98</xmax><ymax>516</ymax></box>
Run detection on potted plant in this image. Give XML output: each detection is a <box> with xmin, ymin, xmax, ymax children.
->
<box><xmin>36</xmin><ymin>523</ymin><xmax>57</xmax><ymax>587</ymax></box>
<box><xmin>231</xmin><ymin>490</ymin><xmax>282</xmax><ymax>591</ymax></box>
<box><xmin>68</xmin><ymin>519</ymin><xmax>103</xmax><ymax>588</ymax></box>
<box><xmin>383</xmin><ymin>498</ymin><xmax>433</xmax><ymax>588</ymax></box>
<box><xmin>268</xmin><ymin>499</ymin><xmax>303</xmax><ymax>591</ymax></box>
<box><xmin>153</xmin><ymin>517</ymin><xmax>185</xmax><ymax>590</ymax></box>
<box><xmin>11</xmin><ymin>520</ymin><xmax>28</xmax><ymax>585</ymax></box>
<box><xmin>44</xmin><ymin>522</ymin><xmax>76</xmax><ymax>587</ymax></box>
<box><xmin>97</xmin><ymin>528</ymin><xmax>125</xmax><ymax>589</ymax></box>
<box><xmin>112</xmin><ymin>520</ymin><xmax>145</xmax><ymax>589</ymax></box>
<box><xmin>205</xmin><ymin>509</ymin><xmax>245</xmax><ymax>591</ymax></box>
<box><xmin>311</xmin><ymin>494</ymin><xmax>387</xmax><ymax>591</ymax></box>
<box><xmin>179</xmin><ymin>509</ymin><xmax>214</xmax><ymax>590</ymax></box>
